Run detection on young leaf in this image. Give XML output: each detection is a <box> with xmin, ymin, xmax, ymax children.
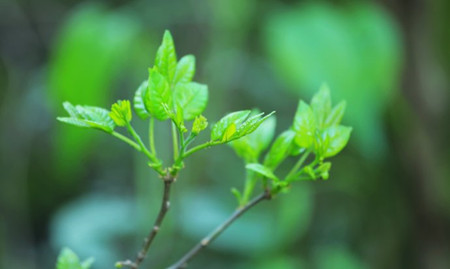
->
<box><xmin>133</xmin><ymin>80</ymin><xmax>150</xmax><ymax>119</ymax></box>
<box><xmin>192</xmin><ymin>115</ymin><xmax>208</xmax><ymax>135</ymax></box>
<box><xmin>234</xmin><ymin>111</ymin><xmax>275</xmax><ymax>139</ymax></box>
<box><xmin>109</xmin><ymin>100</ymin><xmax>132</xmax><ymax>127</ymax></box>
<box><xmin>316</xmin><ymin>162</ymin><xmax>331</xmax><ymax>180</ymax></box>
<box><xmin>144</xmin><ymin>68</ymin><xmax>172</xmax><ymax>120</ymax></box>
<box><xmin>173</xmin><ymin>54</ymin><xmax>195</xmax><ymax>85</ymax></box>
<box><xmin>58</xmin><ymin>103</ymin><xmax>115</xmax><ymax>133</ymax></box>
<box><xmin>56</xmin><ymin>248</ymin><xmax>80</xmax><ymax>269</ymax></box>
<box><xmin>56</xmin><ymin>247</ymin><xmax>94</xmax><ymax>269</ymax></box>
<box><xmin>230</xmin><ymin>114</ymin><xmax>276</xmax><ymax>163</ymax></box>
<box><xmin>325</xmin><ymin>100</ymin><xmax>346</xmax><ymax>127</ymax></box>
<box><xmin>174</xmin><ymin>82</ymin><xmax>208</xmax><ymax>120</ymax></box>
<box><xmin>310</xmin><ymin>83</ymin><xmax>332</xmax><ymax>128</ymax></box>
<box><xmin>211</xmin><ymin>110</ymin><xmax>251</xmax><ymax>141</ymax></box>
<box><xmin>155</xmin><ymin>30</ymin><xmax>177</xmax><ymax>82</ymax></box>
<box><xmin>231</xmin><ymin>188</ymin><xmax>242</xmax><ymax>205</ymax></box>
<box><xmin>263</xmin><ymin>129</ymin><xmax>296</xmax><ymax>169</ymax></box>
<box><xmin>322</xmin><ymin>126</ymin><xmax>352</xmax><ymax>158</ymax></box>
<box><xmin>222</xmin><ymin>123</ymin><xmax>237</xmax><ymax>142</ymax></box>
<box><xmin>245</xmin><ymin>163</ymin><xmax>279</xmax><ymax>182</ymax></box>
<box><xmin>293</xmin><ymin>101</ymin><xmax>316</xmax><ymax>148</ymax></box>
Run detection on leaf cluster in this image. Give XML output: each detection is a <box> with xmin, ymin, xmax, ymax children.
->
<box><xmin>230</xmin><ymin>84</ymin><xmax>352</xmax><ymax>205</ymax></box>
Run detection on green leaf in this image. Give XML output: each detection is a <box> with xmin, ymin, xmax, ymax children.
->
<box><xmin>173</xmin><ymin>54</ymin><xmax>195</xmax><ymax>85</ymax></box>
<box><xmin>211</xmin><ymin>110</ymin><xmax>251</xmax><ymax>141</ymax></box>
<box><xmin>155</xmin><ymin>30</ymin><xmax>177</xmax><ymax>83</ymax></box>
<box><xmin>57</xmin><ymin>117</ymin><xmax>91</xmax><ymax>128</ymax></box>
<box><xmin>245</xmin><ymin>163</ymin><xmax>279</xmax><ymax>182</ymax></box>
<box><xmin>310</xmin><ymin>83</ymin><xmax>332</xmax><ymax>128</ymax></box>
<box><xmin>192</xmin><ymin>115</ymin><xmax>208</xmax><ymax>135</ymax></box>
<box><xmin>263</xmin><ymin>129</ymin><xmax>296</xmax><ymax>170</ymax></box>
<box><xmin>58</xmin><ymin>102</ymin><xmax>115</xmax><ymax>133</ymax></box>
<box><xmin>230</xmin><ymin>113</ymin><xmax>276</xmax><ymax>163</ymax></box>
<box><xmin>56</xmin><ymin>248</ymin><xmax>80</xmax><ymax>269</ymax></box>
<box><xmin>322</xmin><ymin>125</ymin><xmax>352</xmax><ymax>157</ymax></box>
<box><xmin>133</xmin><ymin>80</ymin><xmax>150</xmax><ymax>119</ymax></box>
<box><xmin>144</xmin><ymin>68</ymin><xmax>172</xmax><ymax>120</ymax></box>
<box><xmin>174</xmin><ymin>82</ymin><xmax>208</xmax><ymax>120</ymax></box>
<box><xmin>56</xmin><ymin>247</ymin><xmax>93</xmax><ymax>269</ymax></box>
<box><xmin>293</xmin><ymin>101</ymin><xmax>316</xmax><ymax>148</ymax></box>
<box><xmin>234</xmin><ymin>111</ymin><xmax>275</xmax><ymax>139</ymax></box>
<box><xmin>109</xmin><ymin>100</ymin><xmax>132</xmax><ymax>126</ymax></box>
<box><xmin>325</xmin><ymin>100</ymin><xmax>346</xmax><ymax>127</ymax></box>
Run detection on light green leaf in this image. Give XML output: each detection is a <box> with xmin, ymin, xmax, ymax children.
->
<box><xmin>322</xmin><ymin>125</ymin><xmax>352</xmax><ymax>157</ymax></box>
<box><xmin>230</xmin><ymin>113</ymin><xmax>276</xmax><ymax>163</ymax></box>
<box><xmin>56</xmin><ymin>248</ymin><xmax>80</xmax><ymax>269</ymax></box>
<box><xmin>154</xmin><ymin>30</ymin><xmax>177</xmax><ymax>82</ymax></box>
<box><xmin>174</xmin><ymin>82</ymin><xmax>208</xmax><ymax>120</ymax></box>
<box><xmin>173</xmin><ymin>54</ymin><xmax>195</xmax><ymax>85</ymax></box>
<box><xmin>311</xmin><ymin>83</ymin><xmax>332</xmax><ymax>128</ymax></box>
<box><xmin>144</xmin><ymin>68</ymin><xmax>172</xmax><ymax>120</ymax></box>
<box><xmin>325</xmin><ymin>100</ymin><xmax>346</xmax><ymax>127</ymax></box>
<box><xmin>263</xmin><ymin>129</ymin><xmax>296</xmax><ymax>169</ymax></box>
<box><xmin>133</xmin><ymin>80</ymin><xmax>150</xmax><ymax>119</ymax></box>
<box><xmin>57</xmin><ymin>117</ymin><xmax>91</xmax><ymax>128</ymax></box>
<box><xmin>234</xmin><ymin>111</ymin><xmax>275</xmax><ymax>139</ymax></box>
<box><xmin>293</xmin><ymin>101</ymin><xmax>316</xmax><ymax>148</ymax></box>
<box><xmin>211</xmin><ymin>110</ymin><xmax>251</xmax><ymax>141</ymax></box>
<box><xmin>109</xmin><ymin>100</ymin><xmax>132</xmax><ymax>126</ymax></box>
<box><xmin>192</xmin><ymin>115</ymin><xmax>208</xmax><ymax>135</ymax></box>
<box><xmin>58</xmin><ymin>103</ymin><xmax>115</xmax><ymax>133</ymax></box>
<box><xmin>56</xmin><ymin>247</ymin><xmax>93</xmax><ymax>269</ymax></box>
<box><xmin>245</xmin><ymin>163</ymin><xmax>279</xmax><ymax>182</ymax></box>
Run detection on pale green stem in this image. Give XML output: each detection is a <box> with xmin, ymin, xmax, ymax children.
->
<box><xmin>183</xmin><ymin>141</ymin><xmax>220</xmax><ymax>159</ymax></box>
<box><xmin>126</xmin><ymin>123</ymin><xmax>163</xmax><ymax>174</ymax></box>
<box><xmin>149</xmin><ymin>117</ymin><xmax>157</xmax><ymax>157</ymax></box>
<box><xmin>285</xmin><ymin>150</ymin><xmax>311</xmax><ymax>181</ymax></box>
<box><xmin>240</xmin><ymin>170</ymin><xmax>259</xmax><ymax>207</ymax></box>
<box><xmin>112</xmin><ymin>131</ymin><xmax>141</xmax><ymax>151</ymax></box>
<box><xmin>171</xmin><ymin>122</ymin><xmax>179</xmax><ymax>161</ymax></box>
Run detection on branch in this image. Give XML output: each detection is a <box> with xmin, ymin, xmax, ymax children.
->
<box><xmin>167</xmin><ymin>191</ymin><xmax>271</xmax><ymax>269</ymax></box>
<box><xmin>117</xmin><ymin>177</ymin><xmax>174</xmax><ymax>269</ymax></box>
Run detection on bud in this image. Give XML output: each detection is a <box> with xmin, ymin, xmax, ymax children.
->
<box><xmin>192</xmin><ymin>115</ymin><xmax>208</xmax><ymax>135</ymax></box>
<box><xmin>110</xmin><ymin>100</ymin><xmax>132</xmax><ymax>126</ymax></box>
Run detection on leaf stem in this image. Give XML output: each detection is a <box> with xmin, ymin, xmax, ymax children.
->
<box><xmin>126</xmin><ymin>123</ymin><xmax>163</xmax><ymax>175</ymax></box>
<box><xmin>285</xmin><ymin>150</ymin><xmax>311</xmax><ymax>181</ymax></box>
<box><xmin>167</xmin><ymin>191</ymin><xmax>271</xmax><ymax>269</ymax></box>
<box><xmin>112</xmin><ymin>131</ymin><xmax>141</xmax><ymax>151</ymax></box>
<box><xmin>183</xmin><ymin>141</ymin><xmax>220</xmax><ymax>159</ymax></box>
<box><xmin>117</xmin><ymin>176</ymin><xmax>174</xmax><ymax>269</ymax></box>
<box><xmin>172</xmin><ymin>122</ymin><xmax>179</xmax><ymax>161</ymax></box>
<box><xmin>149</xmin><ymin>117</ymin><xmax>157</xmax><ymax>157</ymax></box>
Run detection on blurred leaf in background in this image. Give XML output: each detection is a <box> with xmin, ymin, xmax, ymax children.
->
<box><xmin>263</xmin><ymin>1</ymin><xmax>403</xmax><ymax>158</ymax></box>
<box><xmin>47</xmin><ymin>3</ymin><xmax>143</xmax><ymax>178</ymax></box>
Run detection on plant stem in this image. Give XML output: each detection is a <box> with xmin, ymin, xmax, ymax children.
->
<box><xmin>285</xmin><ymin>150</ymin><xmax>311</xmax><ymax>181</ymax></box>
<box><xmin>126</xmin><ymin>123</ymin><xmax>163</xmax><ymax>174</ymax></box>
<box><xmin>149</xmin><ymin>117</ymin><xmax>157</xmax><ymax>157</ymax></box>
<box><xmin>118</xmin><ymin>177</ymin><xmax>174</xmax><ymax>269</ymax></box>
<box><xmin>172</xmin><ymin>123</ymin><xmax>179</xmax><ymax>161</ymax></box>
<box><xmin>112</xmin><ymin>131</ymin><xmax>141</xmax><ymax>151</ymax></box>
<box><xmin>183</xmin><ymin>141</ymin><xmax>220</xmax><ymax>159</ymax></box>
<box><xmin>168</xmin><ymin>191</ymin><xmax>271</xmax><ymax>269</ymax></box>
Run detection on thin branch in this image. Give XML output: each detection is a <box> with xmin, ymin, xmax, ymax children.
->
<box><xmin>117</xmin><ymin>177</ymin><xmax>174</xmax><ymax>269</ymax></box>
<box><xmin>167</xmin><ymin>191</ymin><xmax>271</xmax><ymax>269</ymax></box>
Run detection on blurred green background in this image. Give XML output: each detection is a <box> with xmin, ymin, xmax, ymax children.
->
<box><xmin>1</xmin><ymin>0</ymin><xmax>449</xmax><ymax>268</ymax></box>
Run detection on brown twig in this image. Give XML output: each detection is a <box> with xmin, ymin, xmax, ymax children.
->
<box><xmin>117</xmin><ymin>176</ymin><xmax>174</xmax><ymax>268</ymax></box>
<box><xmin>167</xmin><ymin>190</ymin><xmax>271</xmax><ymax>269</ymax></box>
